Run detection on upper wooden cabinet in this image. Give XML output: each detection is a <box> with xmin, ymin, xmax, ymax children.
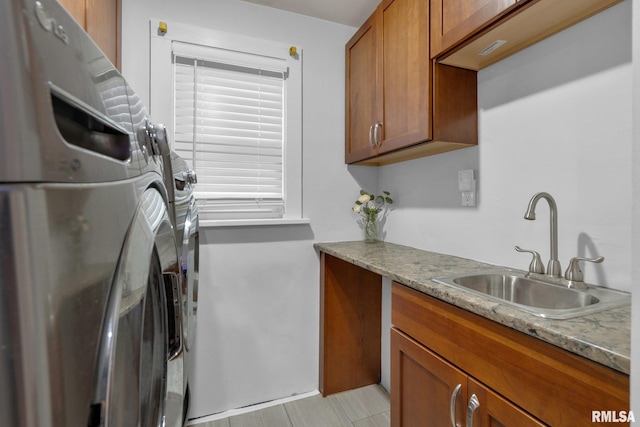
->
<box><xmin>430</xmin><ymin>0</ymin><xmax>520</xmax><ymax>59</ymax></box>
<box><xmin>435</xmin><ymin>0</ymin><xmax>623</xmax><ymax>70</ymax></box>
<box><xmin>58</xmin><ymin>0</ymin><xmax>120</xmax><ymax>68</ymax></box>
<box><xmin>345</xmin><ymin>0</ymin><xmax>477</xmax><ymax>166</ymax></box>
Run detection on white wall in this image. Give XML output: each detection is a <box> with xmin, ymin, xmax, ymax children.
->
<box><xmin>121</xmin><ymin>0</ymin><xmax>372</xmax><ymax>419</ymax></box>
<box><xmin>122</xmin><ymin>0</ymin><xmax>636</xmax><ymax>420</ymax></box>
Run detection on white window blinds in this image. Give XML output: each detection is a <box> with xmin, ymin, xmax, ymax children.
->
<box><xmin>173</xmin><ymin>42</ymin><xmax>288</xmax><ymax>220</ymax></box>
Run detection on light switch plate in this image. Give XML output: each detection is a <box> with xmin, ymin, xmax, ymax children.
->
<box><xmin>458</xmin><ymin>169</ymin><xmax>474</xmax><ymax>192</ymax></box>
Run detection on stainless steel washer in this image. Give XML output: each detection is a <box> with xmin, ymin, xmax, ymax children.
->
<box><xmin>0</xmin><ymin>1</ymin><xmax>195</xmax><ymax>425</ymax></box>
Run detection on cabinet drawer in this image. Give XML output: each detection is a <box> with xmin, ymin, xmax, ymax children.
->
<box><xmin>391</xmin><ymin>282</ymin><xmax>629</xmax><ymax>426</ymax></box>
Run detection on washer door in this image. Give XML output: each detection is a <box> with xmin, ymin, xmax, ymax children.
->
<box><xmin>90</xmin><ymin>188</ymin><xmax>181</xmax><ymax>427</ymax></box>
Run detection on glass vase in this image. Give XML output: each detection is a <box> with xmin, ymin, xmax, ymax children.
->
<box><xmin>363</xmin><ymin>217</ymin><xmax>379</xmax><ymax>243</ymax></box>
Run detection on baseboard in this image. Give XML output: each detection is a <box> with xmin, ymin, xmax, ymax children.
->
<box><xmin>186</xmin><ymin>390</ymin><xmax>321</xmax><ymax>425</ymax></box>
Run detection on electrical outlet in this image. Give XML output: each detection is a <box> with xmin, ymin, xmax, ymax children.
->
<box><xmin>462</xmin><ymin>191</ymin><xmax>475</xmax><ymax>207</ymax></box>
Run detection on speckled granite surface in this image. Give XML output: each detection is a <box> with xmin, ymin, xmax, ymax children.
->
<box><xmin>314</xmin><ymin>241</ymin><xmax>631</xmax><ymax>375</ymax></box>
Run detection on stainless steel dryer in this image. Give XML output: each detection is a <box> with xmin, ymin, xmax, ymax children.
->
<box><xmin>0</xmin><ymin>0</ymin><xmax>196</xmax><ymax>426</ymax></box>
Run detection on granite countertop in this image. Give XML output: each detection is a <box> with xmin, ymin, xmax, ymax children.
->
<box><xmin>314</xmin><ymin>241</ymin><xmax>631</xmax><ymax>375</ymax></box>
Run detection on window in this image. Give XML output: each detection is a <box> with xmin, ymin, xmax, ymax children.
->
<box><xmin>149</xmin><ymin>20</ymin><xmax>303</xmax><ymax>225</ymax></box>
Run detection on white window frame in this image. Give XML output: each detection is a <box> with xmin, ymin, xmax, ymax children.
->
<box><xmin>149</xmin><ymin>19</ymin><xmax>306</xmax><ymax>227</ymax></box>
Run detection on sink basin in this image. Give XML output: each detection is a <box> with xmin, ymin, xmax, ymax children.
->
<box><xmin>452</xmin><ymin>274</ymin><xmax>597</xmax><ymax>309</ymax></box>
<box><xmin>433</xmin><ymin>271</ymin><xmax>630</xmax><ymax>319</ymax></box>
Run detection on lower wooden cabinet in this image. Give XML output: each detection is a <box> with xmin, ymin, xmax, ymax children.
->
<box><xmin>391</xmin><ymin>327</ymin><xmax>544</xmax><ymax>427</ymax></box>
<box><xmin>391</xmin><ymin>283</ymin><xmax>629</xmax><ymax>426</ymax></box>
<box><xmin>316</xmin><ymin>250</ymin><xmax>629</xmax><ymax>426</ymax></box>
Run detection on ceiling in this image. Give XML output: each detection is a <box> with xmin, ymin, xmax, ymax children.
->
<box><xmin>238</xmin><ymin>0</ymin><xmax>379</xmax><ymax>27</ymax></box>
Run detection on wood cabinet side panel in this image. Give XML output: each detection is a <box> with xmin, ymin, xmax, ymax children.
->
<box><xmin>432</xmin><ymin>62</ymin><xmax>478</xmax><ymax>145</ymax></box>
<box><xmin>391</xmin><ymin>283</ymin><xmax>629</xmax><ymax>426</ymax></box>
<box><xmin>319</xmin><ymin>253</ymin><xmax>382</xmax><ymax>395</ymax></box>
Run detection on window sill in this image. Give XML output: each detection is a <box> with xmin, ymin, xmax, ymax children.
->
<box><xmin>199</xmin><ymin>218</ymin><xmax>311</xmax><ymax>228</ymax></box>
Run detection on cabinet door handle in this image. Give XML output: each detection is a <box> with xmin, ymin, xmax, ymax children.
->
<box><xmin>449</xmin><ymin>383</ymin><xmax>462</xmax><ymax>427</ymax></box>
<box><xmin>368</xmin><ymin>124</ymin><xmax>375</xmax><ymax>148</ymax></box>
<box><xmin>373</xmin><ymin>121</ymin><xmax>382</xmax><ymax>147</ymax></box>
<box><xmin>466</xmin><ymin>394</ymin><xmax>480</xmax><ymax>427</ymax></box>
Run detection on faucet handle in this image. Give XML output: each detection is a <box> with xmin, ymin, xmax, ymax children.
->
<box><xmin>515</xmin><ymin>246</ymin><xmax>545</xmax><ymax>274</ymax></box>
<box><xmin>564</xmin><ymin>256</ymin><xmax>604</xmax><ymax>282</ymax></box>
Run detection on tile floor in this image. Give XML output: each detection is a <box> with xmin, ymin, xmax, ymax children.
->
<box><xmin>191</xmin><ymin>384</ymin><xmax>390</xmax><ymax>427</ymax></box>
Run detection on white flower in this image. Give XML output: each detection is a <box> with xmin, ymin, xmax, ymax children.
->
<box><xmin>357</xmin><ymin>194</ymin><xmax>371</xmax><ymax>204</ymax></box>
<box><xmin>352</xmin><ymin>205</ymin><xmax>361</xmax><ymax>213</ymax></box>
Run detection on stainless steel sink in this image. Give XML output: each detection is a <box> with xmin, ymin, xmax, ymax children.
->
<box><xmin>433</xmin><ymin>270</ymin><xmax>630</xmax><ymax>319</ymax></box>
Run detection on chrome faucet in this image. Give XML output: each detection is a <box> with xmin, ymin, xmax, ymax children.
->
<box><xmin>524</xmin><ymin>192</ymin><xmax>561</xmax><ymax>277</ymax></box>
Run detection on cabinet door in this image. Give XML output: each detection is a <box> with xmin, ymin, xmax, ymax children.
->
<box><xmin>467</xmin><ymin>378</ymin><xmax>546</xmax><ymax>427</ymax></box>
<box><xmin>58</xmin><ymin>0</ymin><xmax>86</xmax><ymax>27</ymax></box>
<box><xmin>86</xmin><ymin>0</ymin><xmax>119</xmax><ymax>66</ymax></box>
<box><xmin>58</xmin><ymin>0</ymin><xmax>119</xmax><ymax>68</ymax></box>
<box><xmin>345</xmin><ymin>12</ymin><xmax>382</xmax><ymax>163</ymax></box>
<box><xmin>430</xmin><ymin>0</ymin><xmax>518</xmax><ymax>58</ymax></box>
<box><xmin>379</xmin><ymin>0</ymin><xmax>431</xmax><ymax>154</ymax></box>
<box><xmin>391</xmin><ymin>328</ymin><xmax>467</xmax><ymax>427</ymax></box>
